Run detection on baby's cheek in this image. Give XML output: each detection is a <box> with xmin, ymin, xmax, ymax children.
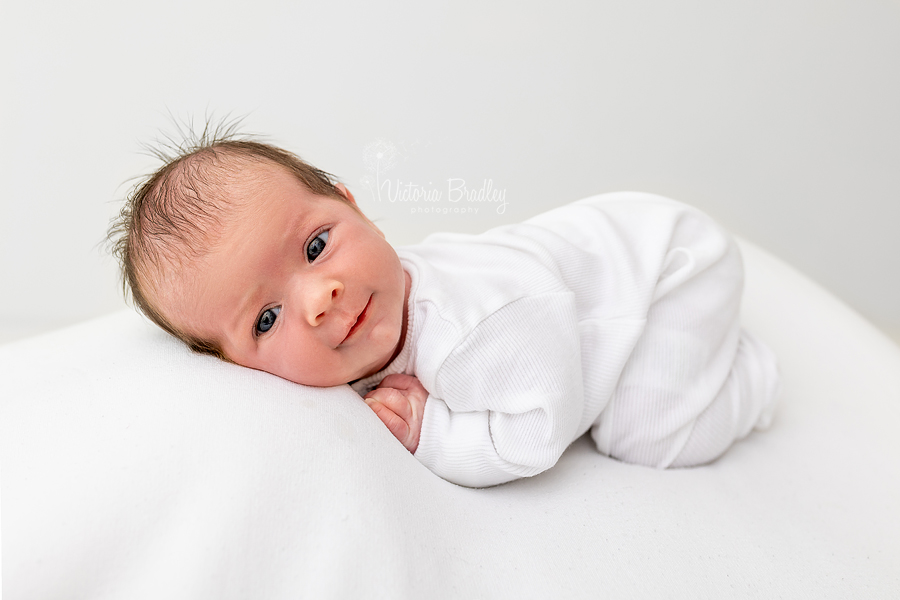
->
<box><xmin>265</xmin><ymin>346</ymin><xmax>320</xmax><ymax>385</ymax></box>
<box><xmin>377</xmin><ymin>319</ymin><xmax>400</xmax><ymax>342</ymax></box>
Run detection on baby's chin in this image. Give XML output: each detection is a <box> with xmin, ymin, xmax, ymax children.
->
<box><xmin>277</xmin><ymin>363</ymin><xmax>377</xmax><ymax>389</ymax></box>
<box><xmin>275</xmin><ymin>370</ymin><xmax>348</xmax><ymax>389</ymax></box>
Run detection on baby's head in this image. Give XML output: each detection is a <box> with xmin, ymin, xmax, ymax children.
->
<box><xmin>110</xmin><ymin>136</ymin><xmax>409</xmax><ymax>387</ymax></box>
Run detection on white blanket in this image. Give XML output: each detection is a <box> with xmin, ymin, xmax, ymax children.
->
<box><xmin>1</xmin><ymin>240</ymin><xmax>898</xmax><ymax>599</ymax></box>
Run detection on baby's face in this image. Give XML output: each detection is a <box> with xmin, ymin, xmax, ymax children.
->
<box><xmin>162</xmin><ymin>164</ymin><xmax>409</xmax><ymax>387</ymax></box>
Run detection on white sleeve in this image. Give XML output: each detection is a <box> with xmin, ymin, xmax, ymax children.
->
<box><xmin>413</xmin><ymin>293</ymin><xmax>584</xmax><ymax>487</ymax></box>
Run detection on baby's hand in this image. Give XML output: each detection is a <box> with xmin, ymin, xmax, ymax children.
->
<box><xmin>364</xmin><ymin>374</ymin><xmax>428</xmax><ymax>454</ymax></box>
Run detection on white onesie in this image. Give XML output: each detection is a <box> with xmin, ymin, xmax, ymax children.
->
<box><xmin>351</xmin><ymin>192</ymin><xmax>780</xmax><ymax>488</ymax></box>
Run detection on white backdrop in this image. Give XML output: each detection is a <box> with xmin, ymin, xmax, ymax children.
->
<box><xmin>1</xmin><ymin>0</ymin><xmax>898</xmax><ymax>344</ymax></box>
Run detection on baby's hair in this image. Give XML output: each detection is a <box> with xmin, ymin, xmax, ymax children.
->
<box><xmin>108</xmin><ymin>119</ymin><xmax>345</xmax><ymax>360</ymax></box>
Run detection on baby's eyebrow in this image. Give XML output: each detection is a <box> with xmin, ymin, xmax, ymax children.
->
<box><xmin>232</xmin><ymin>283</ymin><xmax>265</xmax><ymax>339</ymax></box>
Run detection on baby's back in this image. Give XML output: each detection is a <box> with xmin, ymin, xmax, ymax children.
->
<box><xmin>397</xmin><ymin>192</ymin><xmax>778</xmax><ymax>483</ymax></box>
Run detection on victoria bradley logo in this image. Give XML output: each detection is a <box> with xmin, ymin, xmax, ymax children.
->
<box><xmin>360</xmin><ymin>139</ymin><xmax>508</xmax><ymax>215</ymax></box>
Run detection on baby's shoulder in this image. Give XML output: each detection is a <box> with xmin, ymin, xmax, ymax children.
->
<box><xmin>399</xmin><ymin>236</ymin><xmax>567</xmax><ymax>326</ymax></box>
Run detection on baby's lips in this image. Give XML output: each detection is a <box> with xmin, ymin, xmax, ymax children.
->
<box><xmin>340</xmin><ymin>296</ymin><xmax>372</xmax><ymax>344</ymax></box>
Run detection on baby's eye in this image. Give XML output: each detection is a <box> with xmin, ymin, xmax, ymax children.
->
<box><xmin>307</xmin><ymin>230</ymin><xmax>329</xmax><ymax>262</ymax></box>
<box><xmin>256</xmin><ymin>306</ymin><xmax>281</xmax><ymax>335</ymax></box>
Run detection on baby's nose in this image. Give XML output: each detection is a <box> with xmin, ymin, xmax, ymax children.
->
<box><xmin>305</xmin><ymin>278</ymin><xmax>344</xmax><ymax>326</ymax></box>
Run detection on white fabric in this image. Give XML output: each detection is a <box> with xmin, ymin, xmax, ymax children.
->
<box><xmin>353</xmin><ymin>193</ymin><xmax>779</xmax><ymax>486</ymax></box>
<box><xmin>1</xmin><ymin>240</ymin><xmax>899</xmax><ymax>599</ymax></box>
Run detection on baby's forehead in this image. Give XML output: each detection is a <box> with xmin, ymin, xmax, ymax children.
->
<box><xmin>212</xmin><ymin>156</ymin><xmax>282</xmax><ymax>196</ymax></box>
<box><xmin>191</xmin><ymin>157</ymin><xmax>294</xmax><ymax>221</ymax></box>
<box><xmin>142</xmin><ymin>155</ymin><xmax>276</xmax><ymax>262</ymax></box>
<box><xmin>202</xmin><ymin>159</ymin><xmax>323</xmax><ymax>233</ymax></box>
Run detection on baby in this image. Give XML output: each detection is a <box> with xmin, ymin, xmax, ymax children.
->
<box><xmin>111</xmin><ymin>135</ymin><xmax>780</xmax><ymax>488</ymax></box>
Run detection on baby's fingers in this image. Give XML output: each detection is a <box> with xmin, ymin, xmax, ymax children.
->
<box><xmin>365</xmin><ymin>398</ymin><xmax>413</xmax><ymax>450</ymax></box>
<box><xmin>379</xmin><ymin>373</ymin><xmax>423</xmax><ymax>393</ymax></box>
<box><xmin>377</xmin><ymin>375</ymin><xmax>428</xmax><ymax>415</ymax></box>
<box><xmin>366</xmin><ymin>386</ymin><xmax>413</xmax><ymax>422</ymax></box>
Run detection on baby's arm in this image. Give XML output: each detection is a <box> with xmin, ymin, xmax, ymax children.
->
<box><xmin>414</xmin><ymin>293</ymin><xmax>585</xmax><ymax>487</ymax></box>
<box><xmin>364</xmin><ymin>374</ymin><xmax>428</xmax><ymax>453</ymax></box>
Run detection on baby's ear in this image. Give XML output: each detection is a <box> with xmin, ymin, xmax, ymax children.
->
<box><xmin>334</xmin><ymin>183</ymin><xmax>357</xmax><ymax>206</ymax></box>
<box><xmin>335</xmin><ymin>183</ymin><xmax>385</xmax><ymax>238</ymax></box>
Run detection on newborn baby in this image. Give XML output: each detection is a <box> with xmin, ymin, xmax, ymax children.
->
<box><xmin>111</xmin><ymin>136</ymin><xmax>780</xmax><ymax>487</ymax></box>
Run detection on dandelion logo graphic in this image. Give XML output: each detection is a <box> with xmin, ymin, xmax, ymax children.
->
<box><xmin>361</xmin><ymin>139</ymin><xmax>400</xmax><ymax>202</ymax></box>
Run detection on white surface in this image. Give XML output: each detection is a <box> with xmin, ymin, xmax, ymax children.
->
<box><xmin>1</xmin><ymin>240</ymin><xmax>898</xmax><ymax>599</ymax></box>
<box><xmin>2</xmin><ymin>0</ymin><xmax>900</xmax><ymax>344</ymax></box>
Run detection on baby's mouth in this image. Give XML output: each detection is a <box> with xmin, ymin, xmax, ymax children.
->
<box><xmin>341</xmin><ymin>295</ymin><xmax>372</xmax><ymax>344</ymax></box>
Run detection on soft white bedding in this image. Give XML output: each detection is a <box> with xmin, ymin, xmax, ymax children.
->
<box><xmin>2</xmin><ymin>240</ymin><xmax>899</xmax><ymax>599</ymax></box>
